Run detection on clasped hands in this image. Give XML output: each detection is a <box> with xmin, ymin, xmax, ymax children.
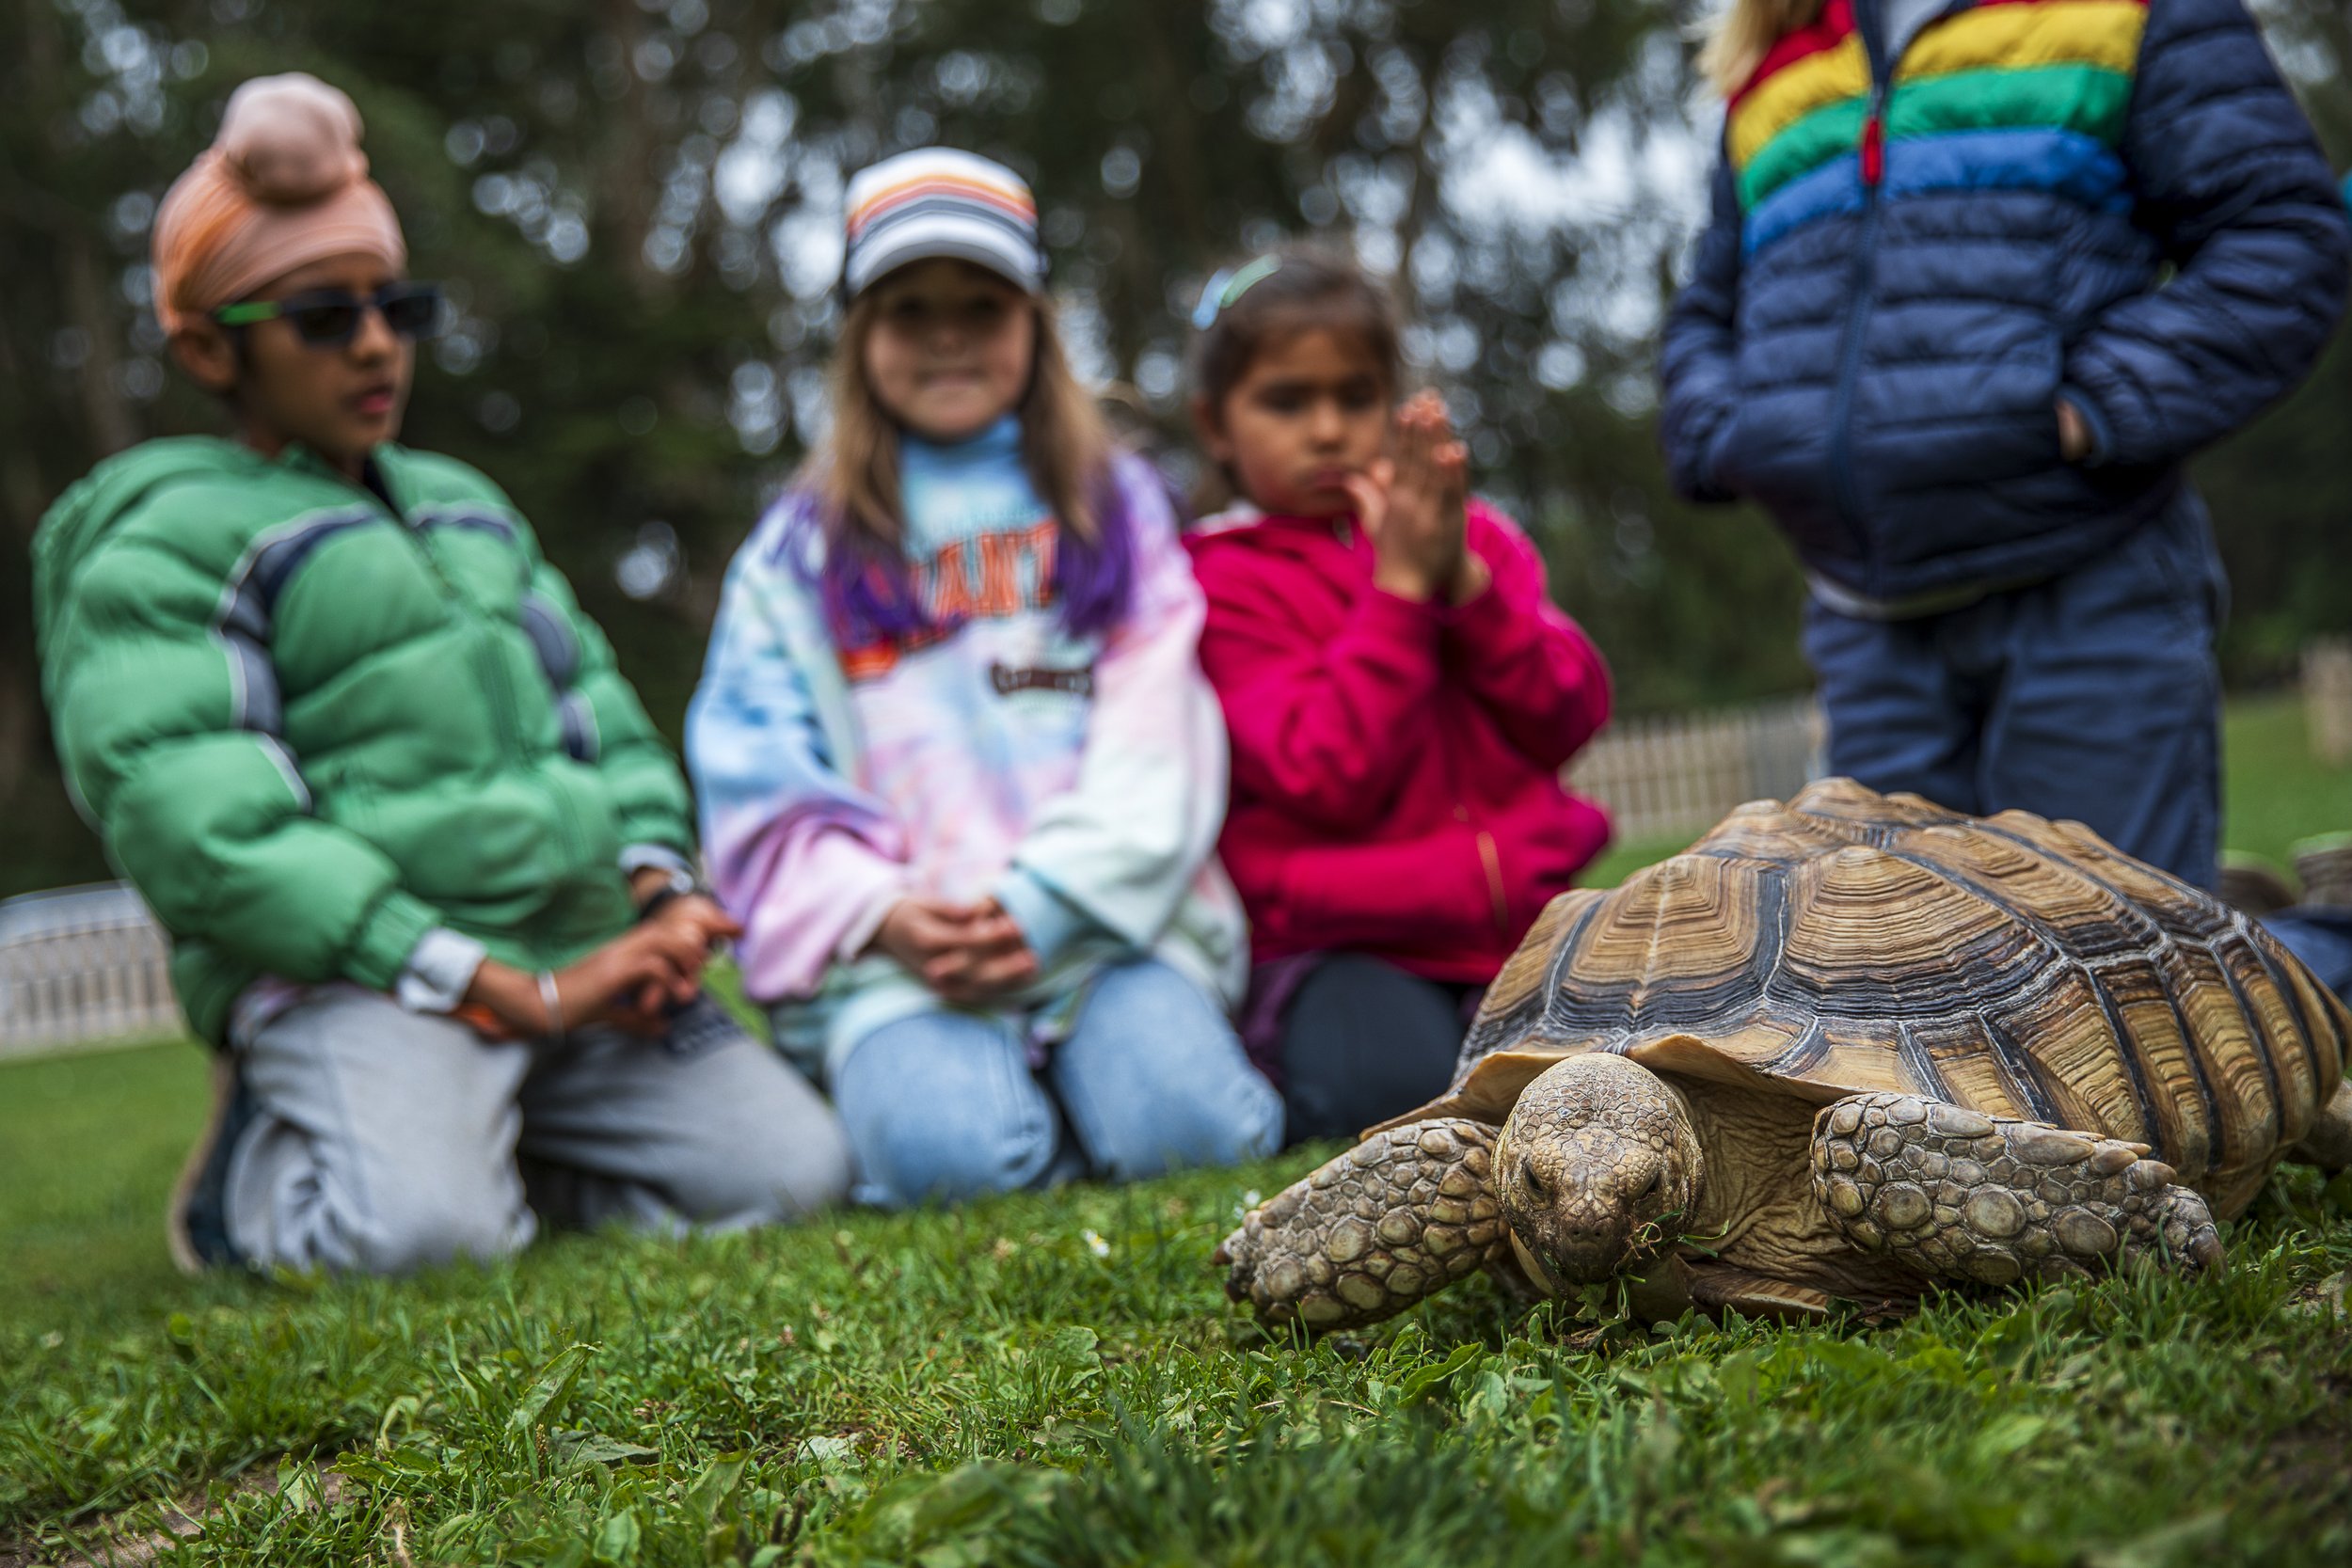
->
<box><xmin>871</xmin><ymin>895</ymin><xmax>1040</xmax><ymax>1006</ymax></box>
<box><xmin>462</xmin><ymin>877</ymin><xmax>740</xmax><ymax>1041</ymax></box>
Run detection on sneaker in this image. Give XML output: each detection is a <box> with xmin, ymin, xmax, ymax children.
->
<box><xmin>167</xmin><ymin>1052</ymin><xmax>256</xmax><ymax>1273</ymax></box>
<box><xmin>2294</xmin><ymin>832</ymin><xmax>2352</xmax><ymax>911</ymax></box>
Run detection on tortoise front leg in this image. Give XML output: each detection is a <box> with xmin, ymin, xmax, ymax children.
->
<box><xmin>1216</xmin><ymin>1119</ymin><xmax>1509</xmax><ymax>1330</ymax></box>
<box><xmin>1810</xmin><ymin>1093</ymin><xmax>2222</xmax><ymax>1288</ymax></box>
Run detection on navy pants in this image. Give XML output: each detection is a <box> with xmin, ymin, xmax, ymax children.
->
<box><xmin>2266</xmin><ymin>910</ymin><xmax>2352</xmax><ymax>1007</ymax></box>
<box><xmin>1803</xmin><ymin>495</ymin><xmax>2227</xmax><ymax>890</ymax></box>
<box><xmin>1278</xmin><ymin>956</ymin><xmax>1475</xmax><ymax>1146</ymax></box>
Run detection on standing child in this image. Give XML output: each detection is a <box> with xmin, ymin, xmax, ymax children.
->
<box><xmin>33</xmin><ymin>75</ymin><xmax>850</xmax><ymax>1275</ymax></box>
<box><xmin>1661</xmin><ymin>0</ymin><xmax>2351</xmax><ymax>890</ymax></box>
<box><xmin>1183</xmin><ymin>253</ymin><xmax>1613</xmax><ymax>1143</ymax></box>
<box><xmin>688</xmin><ymin>150</ymin><xmax>1280</xmax><ymax>1207</ymax></box>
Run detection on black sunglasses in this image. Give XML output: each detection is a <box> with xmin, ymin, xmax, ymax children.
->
<box><xmin>213</xmin><ymin>281</ymin><xmax>443</xmax><ymax>347</ymax></box>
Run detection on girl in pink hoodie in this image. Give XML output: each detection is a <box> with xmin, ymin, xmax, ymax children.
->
<box><xmin>1184</xmin><ymin>251</ymin><xmax>1613</xmax><ymax>1143</ymax></box>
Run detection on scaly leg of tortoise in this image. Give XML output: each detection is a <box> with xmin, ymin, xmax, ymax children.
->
<box><xmin>1809</xmin><ymin>1092</ymin><xmax>2223</xmax><ymax>1288</ymax></box>
<box><xmin>1216</xmin><ymin>1119</ymin><xmax>1510</xmax><ymax>1330</ymax></box>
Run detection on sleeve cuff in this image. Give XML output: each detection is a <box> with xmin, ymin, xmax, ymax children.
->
<box><xmin>835</xmin><ymin>876</ymin><xmax>910</xmax><ymax>964</ymax></box>
<box><xmin>620</xmin><ymin>843</ymin><xmax>695</xmax><ymax>878</ymax></box>
<box><xmin>1358</xmin><ymin>585</ymin><xmax>1447</xmax><ymax>643</ymax></box>
<box><xmin>1439</xmin><ymin>577</ymin><xmax>1518</xmax><ymax>645</ymax></box>
<box><xmin>345</xmin><ymin>890</ymin><xmax>445</xmax><ymax>992</ymax></box>
<box><xmin>994</xmin><ymin>867</ymin><xmax>1099</xmax><ymax>968</ymax></box>
<box><xmin>393</xmin><ymin>927</ymin><xmax>489</xmax><ymax>1014</ymax></box>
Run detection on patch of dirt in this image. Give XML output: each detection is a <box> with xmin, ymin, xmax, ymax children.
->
<box><xmin>0</xmin><ymin>1467</ymin><xmax>349</xmax><ymax>1568</ymax></box>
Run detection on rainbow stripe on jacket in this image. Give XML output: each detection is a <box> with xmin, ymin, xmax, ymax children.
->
<box><xmin>1727</xmin><ymin>0</ymin><xmax>2150</xmax><ymax>255</ymax></box>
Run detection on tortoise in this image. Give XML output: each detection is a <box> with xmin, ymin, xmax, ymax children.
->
<box><xmin>1218</xmin><ymin>780</ymin><xmax>2352</xmax><ymax>1328</ymax></box>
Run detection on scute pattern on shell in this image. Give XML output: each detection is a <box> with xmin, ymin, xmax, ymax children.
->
<box><xmin>1446</xmin><ymin>779</ymin><xmax>2351</xmax><ymax>1221</ymax></box>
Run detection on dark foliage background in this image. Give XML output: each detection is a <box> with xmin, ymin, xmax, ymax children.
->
<box><xmin>4</xmin><ymin>0</ymin><xmax>2347</xmax><ymax>896</ymax></box>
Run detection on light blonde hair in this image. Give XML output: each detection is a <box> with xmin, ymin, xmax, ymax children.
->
<box><xmin>1697</xmin><ymin>0</ymin><xmax>1827</xmax><ymax>96</ymax></box>
<box><xmin>812</xmin><ymin>286</ymin><xmax>1114</xmax><ymax>552</ymax></box>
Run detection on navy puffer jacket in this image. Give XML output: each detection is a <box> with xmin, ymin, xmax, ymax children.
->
<box><xmin>1661</xmin><ymin>0</ymin><xmax>2351</xmax><ymax>610</ymax></box>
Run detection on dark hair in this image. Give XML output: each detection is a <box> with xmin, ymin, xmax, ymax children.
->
<box><xmin>1189</xmin><ymin>247</ymin><xmax>1402</xmax><ymax>420</ymax></box>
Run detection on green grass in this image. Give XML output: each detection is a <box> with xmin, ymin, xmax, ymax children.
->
<box><xmin>0</xmin><ymin>1043</ymin><xmax>212</xmax><ymax>1323</ymax></box>
<box><xmin>2223</xmin><ymin>691</ymin><xmax>2352</xmax><ymax>869</ymax></box>
<box><xmin>2</xmin><ymin>699</ymin><xmax>2348</xmax><ymax>1564</ymax></box>
<box><xmin>1</xmin><ymin>1124</ymin><xmax>2347</xmax><ymax>1566</ymax></box>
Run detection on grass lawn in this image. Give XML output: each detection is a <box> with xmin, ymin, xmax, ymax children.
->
<box><xmin>2221</xmin><ymin>691</ymin><xmax>2352</xmax><ymax>870</ymax></box>
<box><xmin>2</xmin><ymin>695</ymin><xmax>2348</xmax><ymax>1565</ymax></box>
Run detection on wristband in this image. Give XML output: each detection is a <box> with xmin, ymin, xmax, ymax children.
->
<box><xmin>635</xmin><ymin>864</ymin><xmax>708</xmax><ymax>925</ymax></box>
<box><xmin>536</xmin><ymin>969</ymin><xmax>565</xmax><ymax>1046</ymax></box>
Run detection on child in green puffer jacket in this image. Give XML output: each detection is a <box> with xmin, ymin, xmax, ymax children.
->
<box><xmin>32</xmin><ymin>73</ymin><xmax>849</xmax><ymax>1275</ymax></box>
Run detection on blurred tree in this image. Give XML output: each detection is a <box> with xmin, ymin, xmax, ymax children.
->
<box><xmin>2</xmin><ymin>0</ymin><xmax>2345</xmax><ymax>896</ymax></box>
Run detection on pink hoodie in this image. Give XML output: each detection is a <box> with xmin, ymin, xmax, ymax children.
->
<box><xmin>1185</xmin><ymin>499</ymin><xmax>1613</xmax><ymax>983</ymax></box>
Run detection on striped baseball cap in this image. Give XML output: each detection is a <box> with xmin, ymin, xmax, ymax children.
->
<box><xmin>841</xmin><ymin>148</ymin><xmax>1044</xmax><ymax>299</ymax></box>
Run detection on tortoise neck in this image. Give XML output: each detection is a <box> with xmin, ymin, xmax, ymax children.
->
<box><xmin>1679</xmin><ymin>1081</ymin><xmax>1824</xmax><ymax>1252</ymax></box>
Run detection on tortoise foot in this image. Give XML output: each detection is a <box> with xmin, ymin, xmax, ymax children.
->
<box><xmin>1216</xmin><ymin>1119</ymin><xmax>1508</xmax><ymax>1330</ymax></box>
<box><xmin>1811</xmin><ymin>1092</ymin><xmax>2224</xmax><ymax>1287</ymax></box>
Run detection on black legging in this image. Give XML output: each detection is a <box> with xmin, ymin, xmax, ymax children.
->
<box><xmin>1278</xmin><ymin>954</ymin><xmax>1476</xmax><ymax>1146</ymax></box>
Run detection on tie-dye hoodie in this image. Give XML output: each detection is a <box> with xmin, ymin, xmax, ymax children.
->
<box><xmin>686</xmin><ymin>418</ymin><xmax>1245</xmax><ymax>1082</ymax></box>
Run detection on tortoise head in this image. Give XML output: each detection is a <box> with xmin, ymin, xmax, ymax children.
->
<box><xmin>1493</xmin><ymin>1053</ymin><xmax>1705</xmax><ymax>1287</ymax></box>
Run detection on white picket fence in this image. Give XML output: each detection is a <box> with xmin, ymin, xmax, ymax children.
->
<box><xmin>0</xmin><ymin>882</ymin><xmax>183</xmax><ymax>1058</ymax></box>
<box><xmin>1569</xmin><ymin>695</ymin><xmax>1825</xmax><ymax>845</ymax></box>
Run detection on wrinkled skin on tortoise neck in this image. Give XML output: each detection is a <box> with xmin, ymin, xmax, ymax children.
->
<box><xmin>1494</xmin><ymin>1054</ymin><xmax>1707</xmax><ymax>1287</ymax></box>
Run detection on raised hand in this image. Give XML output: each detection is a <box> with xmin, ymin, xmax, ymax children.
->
<box><xmin>1345</xmin><ymin>391</ymin><xmax>1472</xmax><ymax>603</ymax></box>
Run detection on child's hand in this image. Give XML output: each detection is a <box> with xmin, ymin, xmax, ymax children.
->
<box><xmin>874</xmin><ymin>895</ymin><xmax>1040</xmax><ymax>1006</ymax></box>
<box><xmin>1347</xmin><ymin>391</ymin><xmax>1472</xmax><ymax>603</ymax></box>
<box><xmin>463</xmin><ymin>925</ymin><xmax>706</xmax><ymax>1041</ymax></box>
<box><xmin>576</xmin><ymin>921</ymin><xmax>716</xmax><ymax>1033</ymax></box>
<box><xmin>2057</xmin><ymin>398</ymin><xmax>2094</xmax><ymax>464</ymax></box>
<box><xmin>638</xmin><ymin>895</ymin><xmax>740</xmax><ymax>975</ymax></box>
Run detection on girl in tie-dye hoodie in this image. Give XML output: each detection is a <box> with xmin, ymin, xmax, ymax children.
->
<box><xmin>687</xmin><ymin>149</ymin><xmax>1279</xmax><ymax>1207</ymax></box>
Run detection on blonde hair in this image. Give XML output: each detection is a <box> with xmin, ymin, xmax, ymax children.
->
<box><xmin>812</xmin><ymin>288</ymin><xmax>1114</xmax><ymax>553</ymax></box>
<box><xmin>1697</xmin><ymin>0</ymin><xmax>1827</xmax><ymax>96</ymax></box>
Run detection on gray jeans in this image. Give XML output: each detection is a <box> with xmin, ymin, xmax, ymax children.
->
<box><xmin>226</xmin><ymin>989</ymin><xmax>850</xmax><ymax>1274</ymax></box>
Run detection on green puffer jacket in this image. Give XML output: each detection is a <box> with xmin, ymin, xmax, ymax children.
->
<box><xmin>33</xmin><ymin>436</ymin><xmax>692</xmax><ymax>1043</ymax></box>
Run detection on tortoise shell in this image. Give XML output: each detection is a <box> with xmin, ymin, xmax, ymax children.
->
<box><xmin>1391</xmin><ymin>779</ymin><xmax>2350</xmax><ymax>1218</ymax></box>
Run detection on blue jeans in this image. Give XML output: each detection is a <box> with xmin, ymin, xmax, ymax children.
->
<box><xmin>1804</xmin><ymin>494</ymin><xmax>2226</xmax><ymax>889</ymax></box>
<box><xmin>830</xmin><ymin>959</ymin><xmax>1283</xmax><ymax>1208</ymax></box>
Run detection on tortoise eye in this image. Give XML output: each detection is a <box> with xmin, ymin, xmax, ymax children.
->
<box><xmin>1640</xmin><ymin>1170</ymin><xmax>1663</xmax><ymax>1200</ymax></box>
<box><xmin>1520</xmin><ymin>1159</ymin><xmax>1549</xmax><ymax>1198</ymax></box>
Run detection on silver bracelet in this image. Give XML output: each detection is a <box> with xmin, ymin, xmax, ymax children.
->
<box><xmin>536</xmin><ymin>970</ymin><xmax>564</xmax><ymax>1045</ymax></box>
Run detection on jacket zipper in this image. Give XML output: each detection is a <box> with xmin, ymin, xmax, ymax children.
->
<box><xmin>1473</xmin><ymin>826</ymin><xmax>1509</xmax><ymax>936</ymax></box>
<box><xmin>370</xmin><ymin>468</ymin><xmax>583</xmax><ymax>958</ymax></box>
<box><xmin>1446</xmin><ymin>798</ymin><xmax>1512</xmax><ymax>938</ymax></box>
<box><xmin>1823</xmin><ymin>11</ymin><xmax>1893</xmax><ymax>559</ymax></box>
<box><xmin>368</xmin><ymin>489</ymin><xmax>528</xmax><ymax>770</ymax></box>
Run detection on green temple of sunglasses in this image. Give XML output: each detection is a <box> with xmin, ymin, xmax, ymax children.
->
<box><xmin>214</xmin><ymin>282</ymin><xmax>444</xmax><ymax>347</ymax></box>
